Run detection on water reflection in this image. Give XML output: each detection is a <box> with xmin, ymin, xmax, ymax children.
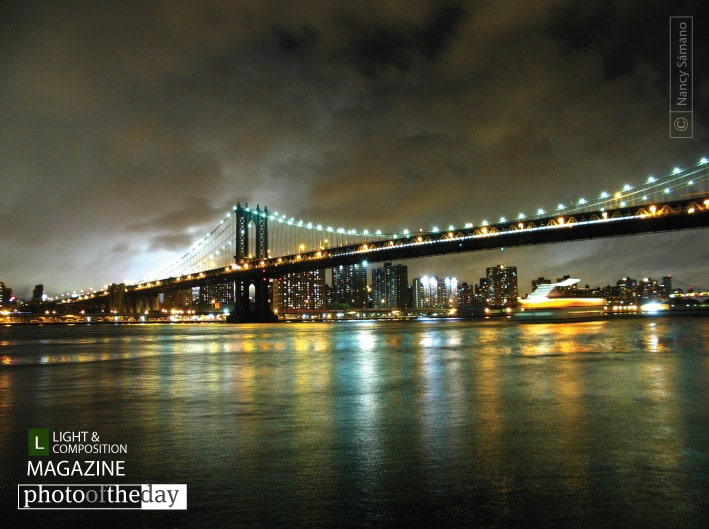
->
<box><xmin>0</xmin><ymin>318</ymin><xmax>707</xmax><ymax>528</ymax></box>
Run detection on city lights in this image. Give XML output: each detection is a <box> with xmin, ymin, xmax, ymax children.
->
<box><xmin>35</xmin><ymin>157</ymin><xmax>709</xmax><ymax>302</ymax></box>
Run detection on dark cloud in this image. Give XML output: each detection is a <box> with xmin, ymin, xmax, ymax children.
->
<box><xmin>0</xmin><ymin>0</ymin><xmax>707</xmax><ymax>297</ymax></box>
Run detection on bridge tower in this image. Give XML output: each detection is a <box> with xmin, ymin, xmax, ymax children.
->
<box><xmin>228</xmin><ymin>203</ymin><xmax>277</xmax><ymax>322</ymax></box>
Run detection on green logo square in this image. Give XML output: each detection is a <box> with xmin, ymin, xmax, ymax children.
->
<box><xmin>28</xmin><ymin>429</ymin><xmax>49</xmax><ymax>456</ymax></box>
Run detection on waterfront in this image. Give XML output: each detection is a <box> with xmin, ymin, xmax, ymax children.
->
<box><xmin>1</xmin><ymin>318</ymin><xmax>707</xmax><ymax>528</ymax></box>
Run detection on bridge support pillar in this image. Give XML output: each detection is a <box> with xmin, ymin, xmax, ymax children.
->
<box><xmin>228</xmin><ymin>202</ymin><xmax>278</xmax><ymax>323</ymax></box>
<box><xmin>227</xmin><ymin>276</ymin><xmax>277</xmax><ymax>323</ymax></box>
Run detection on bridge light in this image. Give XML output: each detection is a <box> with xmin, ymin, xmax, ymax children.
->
<box><xmin>375</xmin><ymin>229</ymin><xmax>382</xmax><ymax>235</ymax></box>
<box><xmin>499</xmin><ymin>216</ymin><xmax>506</xmax><ymax>223</ymax></box>
<box><xmin>464</xmin><ymin>223</ymin><xmax>473</xmax><ymax>228</ymax></box>
<box><xmin>432</xmin><ymin>226</ymin><xmax>439</xmax><ymax>233</ymax></box>
<box><xmin>664</xmin><ymin>188</ymin><xmax>671</xmax><ymax>194</ymax></box>
<box><xmin>448</xmin><ymin>225</ymin><xmax>455</xmax><ymax>231</ymax></box>
<box><xmin>517</xmin><ymin>213</ymin><xmax>525</xmax><ymax>219</ymax></box>
<box><xmin>600</xmin><ymin>191</ymin><xmax>609</xmax><ymax>199</ymax></box>
<box><xmin>557</xmin><ymin>203</ymin><xmax>565</xmax><ymax>210</ymax></box>
<box><xmin>647</xmin><ymin>176</ymin><xmax>656</xmax><ymax>183</ymax></box>
<box><xmin>482</xmin><ymin>220</ymin><xmax>488</xmax><ymax>226</ymax></box>
<box><xmin>402</xmin><ymin>228</ymin><xmax>410</xmax><ymax>235</ymax></box>
<box><xmin>672</xmin><ymin>167</ymin><xmax>681</xmax><ymax>174</ymax></box>
<box><xmin>623</xmin><ymin>184</ymin><xmax>632</xmax><ymax>191</ymax></box>
<box><xmin>700</xmin><ymin>157</ymin><xmax>708</xmax><ymax>165</ymax></box>
<box><xmin>578</xmin><ymin>198</ymin><xmax>587</xmax><ymax>205</ymax></box>
<box><xmin>620</xmin><ymin>201</ymin><xmax>626</xmax><ymax>207</ymax></box>
<box><xmin>537</xmin><ymin>208</ymin><xmax>545</xmax><ymax>215</ymax></box>
<box><xmin>688</xmin><ymin>180</ymin><xmax>694</xmax><ymax>185</ymax></box>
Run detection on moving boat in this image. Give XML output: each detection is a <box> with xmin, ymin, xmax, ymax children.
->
<box><xmin>515</xmin><ymin>278</ymin><xmax>606</xmax><ymax>321</ymax></box>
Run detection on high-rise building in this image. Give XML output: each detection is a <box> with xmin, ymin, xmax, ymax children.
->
<box><xmin>474</xmin><ymin>277</ymin><xmax>489</xmax><ymax>304</ymax></box>
<box><xmin>331</xmin><ymin>263</ymin><xmax>368</xmax><ymax>307</ymax></box>
<box><xmin>485</xmin><ymin>264</ymin><xmax>519</xmax><ymax>307</ymax></box>
<box><xmin>412</xmin><ymin>276</ymin><xmax>438</xmax><ymax>308</ymax></box>
<box><xmin>274</xmin><ymin>270</ymin><xmax>326</xmax><ymax>311</ymax></box>
<box><xmin>0</xmin><ymin>281</ymin><xmax>8</xmax><ymax>308</ymax></box>
<box><xmin>372</xmin><ymin>262</ymin><xmax>408</xmax><ymax>309</ymax></box>
<box><xmin>616</xmin><ymin>277</ymin><xmax>638</xmax><ymax>304</ymax></box>
<box><xmin>199</xmin><ymin>280</ymin><xmax>234</xmax><ymax>310</ymax></box>
<box><xmin>639</xmin><ymin>277</ymin><xmax>660</xmax><ymax>302</ymax></box>
<box><xmin>32</xmin><ymin>284</ymin><xmax>45</xmax><ymax>302</ymax></box>
<box><xmin>441</xmin><ymin>277</ymin><xmax>459</xmax><ymax>308</ymax></box>
<box><xmin>457</xmin><ymin>282</ymin><xmax>475</xmax><ymax>305</ymax></box>
<box><xmin>661</xmin><ymin>275</ymin><xmax>673</xmax><ymax>296</ymax></box>
<box><xmin>164</xmin><ymin>288</ymin><xmax>195</xmax><ymax>310</ymax></box>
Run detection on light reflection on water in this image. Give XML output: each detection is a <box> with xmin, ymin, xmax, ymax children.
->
<box><xmin>0</xmin><ymin>318</ymin><xmax>707</xmax><ymax>528</ymax></box>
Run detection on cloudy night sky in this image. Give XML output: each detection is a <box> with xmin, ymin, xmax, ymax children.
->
<box><xmin>1</xmin><ymin>0</ymin><xmax>708</xmax><ymax>298</ymax></box>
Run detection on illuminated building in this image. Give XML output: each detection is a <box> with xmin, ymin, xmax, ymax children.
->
<box><xmin>163</xmin><ymin>288</ymin><xmax>195</xmax><ymax>310</ymax></box>
<box><xmin>474</xmin><ymin>277</ymin><xmax>489</xmax><ymax>304</ymax></box>
<box><xmin>413</xmin><ymin>276</ymin><xmax>437</xmax><ymax>308</ymax></box>
<box><xmin>274</xmin><ymin>270</ymin><xmax>326</xmax><ymax>311</ymax></box>
<box><xmin>457</xmin><ymin>282</ymin><xmax>474</xmax><ymax>305</ymax></box>
<box><xmin>331</xmin><ymin>263</ymin><xmax>368</xmax><ymax>307</ymax></box>
<box><xmin>412</xmin><ymin>275</ymin><xmax>458</xmax><ymax>308</ymax></box>
<box><xmin>485</xmin><ymin>264</ymin><xmax>519</xmax><ymax>307</ymax></box>
<box><xmin>0</xmin><ymin>281</ymin><xmax>10</xmax><ymax>308</ymax></box>
<box><xmin>372</xmin><ymin>262</ymin><xmax>408</xmax><ymax>309</ymax></box>
<box><xmin>199</xmin><ymin>280</ymin><xmax>234</xmax><ymax>310</ymax></box>
<box><xmin>616</xmin><ymin>277</ymin><xmax>638</xmax><ymax>304</ymax></box>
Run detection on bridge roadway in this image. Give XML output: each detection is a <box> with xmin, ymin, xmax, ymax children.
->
<box><xmin>128</xmin><ymin>196</ymin><xmax>709</xmax><ymax>296</ymax></box>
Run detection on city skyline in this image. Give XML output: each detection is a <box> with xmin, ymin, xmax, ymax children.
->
<box><xmin>1</xmin><ymin>1</ymin><xmax>708</xmax><ymax>297</ymax></box>
<box><xmin>1</xmin><ymin>259</ymin><xmax>700</xmax><ymax>313</ymax></box>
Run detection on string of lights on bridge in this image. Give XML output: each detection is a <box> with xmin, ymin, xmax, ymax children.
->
<box><xmin>55</xmin><ymin>157</ymin><xmax>708</xmax><ymax>301</ymax></box>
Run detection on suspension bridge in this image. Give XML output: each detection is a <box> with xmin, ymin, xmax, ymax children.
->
<box><xmin>59</xmin><ymin>158</ymin><xmax>709</xmax><ymax>322</ymax></box>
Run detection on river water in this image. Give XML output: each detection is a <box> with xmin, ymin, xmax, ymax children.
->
<box><xmin>1</xmin><ymin>317</ymin><xmax>707</xmax><ymax>528</ymax></box>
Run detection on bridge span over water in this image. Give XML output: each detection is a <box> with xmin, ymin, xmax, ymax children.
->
<box><xmin>60</xmin><ymin>160</ymin><xmax>709</xmax><ymax>321</ymax></box>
